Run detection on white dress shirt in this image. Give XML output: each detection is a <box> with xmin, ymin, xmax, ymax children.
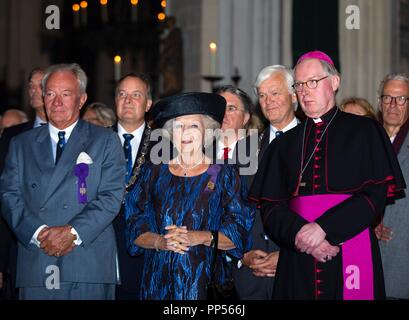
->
<box><xmin>31</xmin><ymin>121</ymin><xmax>82</xmax><ymax>247</ymax></box>
<box><xmin>269</xmin><ymin>117</ymin><xmax>299</xmax><ymax>143</ymax></box>
<box><xmin>117</xmin><ymin>122</ymin><xmax>145</xmax><ymax>166</ymax></box>
<box><xmin>216</xmin><ymin>139</ymin><xmax>239</xmax><ymax>160</ymax></box>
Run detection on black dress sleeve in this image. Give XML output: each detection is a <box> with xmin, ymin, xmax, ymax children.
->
<box><xmin>261</xmin><ymin>200</ymin><xmax>308</xmax><ymax>250</ymax></box>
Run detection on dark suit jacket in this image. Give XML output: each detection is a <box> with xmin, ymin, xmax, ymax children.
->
<box><xmin>0</xmin><ymin>121</ymin><xmax>34</xmax><ymax>283</ymax></box>
<box><xmin>231</xmin><ymin>127</ymin><xmax>281</xmax><ymax>299</ymax></box>
<box><xmin>112</xmin><ymin>123</ymin><xmax>152</xmax><ymax>296</ymax></box>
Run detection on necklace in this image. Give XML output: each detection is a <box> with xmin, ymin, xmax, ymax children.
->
<box><xmin>177</xmin><ymin>154</ymin><xmax>205</xmax><ymax>176</ymax></box>
<box><xmin>295</xmin><ymin>108</ymin><xmax>339</xmax><ymax>195</ymax></box>
<box><xmin>125</xmin><ymin>125</ymin><xmax>151</xmax><ymax>194</ymax></box>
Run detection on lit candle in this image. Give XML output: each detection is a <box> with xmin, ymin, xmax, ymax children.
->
<box><xmin>131</xmin><ymin>0</ymin><xmax>138</xmax><ymax>23</ymax></box>
<box><xmin>100</xmin><ymin>0</ymin><xmax>108</xmax><ymax>23</ymax></box>
<box><xmin>161</xmin><ymin>0</ymin><xmax>167</xmax><ymax>15</ymax></box>
<box><xmin>72</xmin><ymin>4</ymin><xmax>80</xmax><ymax>29</ymax></box>
<box><xmin>80</xmin><ymin>1</ymin><xmax>88</xmax><ymax>27</ymax></box>
<box><xmin>114</xmin><ymin>55</ymin><xmax>122</xmax><ymax>82</ymax></box>
<box><xmin>209</xmin><ymin>42</ymin><xmax>217</xmax><ymax>75</ymax></box>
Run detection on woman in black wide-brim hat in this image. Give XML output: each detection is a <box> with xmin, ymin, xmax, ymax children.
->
<box><xmin>124</xmin><ymin>92</ymin><xmax>255</xmax><ymax>300</ymax></box>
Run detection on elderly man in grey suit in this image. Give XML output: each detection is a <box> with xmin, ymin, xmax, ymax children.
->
<box><xmin>377</xmin><ymin>73</ymin><xmax>409</xmax><ymax>300</ymax></box>
<box><xmin>0</xmin><ymin>63</ymin><xmax>126</xmax><ymax>300</ymax></box>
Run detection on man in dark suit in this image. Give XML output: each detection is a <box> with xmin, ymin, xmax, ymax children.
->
<box><xmin>0</xmin><ymin>63</ymin><xmax>125</xmax><ymax>299</ymax></box>
<box><xmin>231</xmin><ymin>65</ymin><xmax>299</xmax><ymax>299</ymax></box>
<box><xmin>112</xmin><ymin>73</ymin><xmax>153</xmax><ymax>300</ymax></box>
<box><xmin>0</xmin><ymin>68</ymin><xmax>47</xmax><ymax>300</ymax></box>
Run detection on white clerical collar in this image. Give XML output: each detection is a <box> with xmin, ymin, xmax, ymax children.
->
<box><xmin>49</xmin><ymin>120</ymin><xmax>78</xmax><ymax>143</ymax></box>
<box><xmin>312</xmin><ymin>118</ymin><xmax>323</xmax><ymax>124</ymax></box>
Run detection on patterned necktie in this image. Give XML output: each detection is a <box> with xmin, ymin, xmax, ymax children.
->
<box><xmin>55</xmin><ymin>131</ymin><xmax>66</xmax><ymax>164</ymax></box>
<box><xmin>123</xmin><ymin>134</ymin><xmax>134</xmax><ymax>182</ymax></box>
<box><xmin>275</xmin><ymin>130</ymin><xmax>283</xmax><ymax>139</ymax></box>
<box><xmin>223</xmin><ymin>147</ymin><xmax>230</xmax><ymax>160</ymax></box>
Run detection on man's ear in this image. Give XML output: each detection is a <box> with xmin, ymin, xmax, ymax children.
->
<box><xmin>79</xmin><ymin>93</ymin><xmax>88</xmax><ymax>110</ymax></box>
<box><xmin>331</xmin><ymin>75</ymin><xmax>340</xmax><ymax>92</ymax></box>
<box><xmin>291</xmin><ymin>92</ymin><xmax>297</xmax><ymax>104</ymax></box>
<box><xmin>243</xmin><ymin>112</ymin><xmax>250</xmax><ymax>127</ymax></box>
<box><xmin>145</xmin><ymin>99</ymin><xmax>153</xmax><ymax>112</ymax></box>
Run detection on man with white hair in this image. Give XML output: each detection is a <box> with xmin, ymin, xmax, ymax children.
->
<box><xmin>0</xmin><ymin>63</ymin><xmax>125</xmax><ymax>299</ymax></box>
<box><xmin>376</xmin><ymin>73</ymin><xmax>409</xmax><ymax>299</ymax></box>
<box><xmin>232</xmin><ymin>65</ymin><xmax>299</xmax><ymax>299</ymax></box>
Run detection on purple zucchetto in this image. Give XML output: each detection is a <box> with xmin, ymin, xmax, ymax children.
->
<box><xmin>296</xmin><ymin>50</ymin><xmax>335</xmax><ymax>66</ymax></box>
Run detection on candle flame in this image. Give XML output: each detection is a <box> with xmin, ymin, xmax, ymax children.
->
<box><xmin>114</xmin><ymin>55</ymin><xmax>122</xmax><ymax>63</ymax></box>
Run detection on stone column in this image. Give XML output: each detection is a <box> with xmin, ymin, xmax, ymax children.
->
<box><xmin>338</xmin><ymin>0</ymin><xmax>397</xmax><ymax>109</ymax></box>
<box><xmin>217</xmin><ymin>0</ymin><xmax>286</xmax><ymax>96</ymax></box>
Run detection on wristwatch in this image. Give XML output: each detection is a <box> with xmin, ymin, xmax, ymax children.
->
<box><xmin>209</xmin><ymin>232</ymin><xmax>215</xmax><ymax>247</ymax></box>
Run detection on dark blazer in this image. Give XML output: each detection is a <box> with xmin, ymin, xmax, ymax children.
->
<box><xmin>0</xmin><ymin>121</ymin><xmax>34</xmax><ymax>299</ymax></box>
<box><xmin>0</xmin><ymin>120</ymin><xmax>125</xmax><ymax>288</ymax></box>
<box><xmin>112</xmin><ymin>123</ymin><xmax>152</xmax><ymax>299</ymax></box>
<box><xmin>232</xmin><ymin>126</ymin><xmax>280</xmax><ymax>300</ymax></box>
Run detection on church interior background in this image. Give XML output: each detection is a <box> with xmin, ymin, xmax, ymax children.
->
<box><xmin>0</xmin><ymin>0</ymin><xmax>408</xmax><ymax>120</ymax></box>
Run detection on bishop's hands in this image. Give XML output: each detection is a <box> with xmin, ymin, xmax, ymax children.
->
<box><xmin>295</xmin><ymin>222</ymin><xmax>339</xmax><ymax>262</ymax></box>
<box><xmin>38</xmin><ymin>225</ymin><xmax>76</xmax><ymax>257</ymax></box>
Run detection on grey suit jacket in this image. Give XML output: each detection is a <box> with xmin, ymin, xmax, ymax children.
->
<box><xmin>0</xmin><ymin>120</ymin><xmax>126</xmax><ymax>287</ymax></box>
<box><xmin>380</xmin><ymin>133</ymin><xmax>409</xmax><ymax>299</ymax></box>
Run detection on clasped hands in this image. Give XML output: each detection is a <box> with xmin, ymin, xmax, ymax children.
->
<box><xmin>160</xmin><ymin>225</ymin><xmax>203</xmax><ymax>254</ymax></box>
<box><xmin>243</xmin><ymin>250</ymin><xmax>279</xmax><ymax>277</ymax></box>
<box><xmin>295</xmin><ymin>222</ymin><xmax>339</xmax><ymax>263</ymax></box>
<box><xmin>38</xmin><ymin>225</ymin><xmax>77</xmax><ymax>257</ymax></box>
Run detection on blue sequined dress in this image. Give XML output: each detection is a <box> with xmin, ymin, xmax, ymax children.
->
<box><xmin>124</xmin><ymin>162</ymin><xmax>254</xmax><ymax>300</ymax></box>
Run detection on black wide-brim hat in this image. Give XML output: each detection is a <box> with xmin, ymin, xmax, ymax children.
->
<box><xmin>149</xmin><ymin>92</ymin><xmax>226</xmax><ymax>128</ymax></box>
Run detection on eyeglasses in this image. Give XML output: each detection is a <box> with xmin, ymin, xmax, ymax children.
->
<box><xmin>117</xmin><ymin>91</ymin><xmax>144</xmax><ymax>100</ymax></box>
<box><xmin>226</xmin><ymin>105</ymin><xmax>246</xmax><ymax>114</ymax></box>
<box><xmin>293</xmin><ymin>75</ymin><xmax>329</xmax><ymax>92</ymax></box>
<box><xmin>380</xmin><ymin>95</ymin><xmax>409</xmax><ymax>106</ymax></box>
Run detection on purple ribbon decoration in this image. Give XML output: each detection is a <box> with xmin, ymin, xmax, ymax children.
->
<box><xmin>74</xmin><ymin>163</ymin><xmax>89</xmax><ymax>204</ymax></box>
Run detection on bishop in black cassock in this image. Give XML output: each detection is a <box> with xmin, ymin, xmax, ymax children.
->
<box><xmin>249</xmin><ymin>51</ymin><xmax>405</xmax><ymax>300</ymax></box>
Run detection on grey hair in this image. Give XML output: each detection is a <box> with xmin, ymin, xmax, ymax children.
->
<box><xmin>115</xmin><ymin>73</ymin><xmax>152</xmax><ymax>100</ymax></box>
<box><xmin>319</xmin><ymin>60</ymin><xmax>339</xmax><ymax>77</ymax></box>
<box><xmin>42</xmin><ymin>63</ymin><xmax>88</xmax><ymax>96</ymax></box>
<box><xmin>254</xmin><ymin>65</ymin><xmax>295</xmax><ymax>96</ymax></box>
<box><xmin>162</xmin><ymin>115</ymin><xmax>220</xmax><ymax>147</ymax></box>
<box><xmin>3</xmin><ymin>109</ymin><xmax>29</xmax><ymax>122</ymax></box>
<box><xmin>377</xmin><ymin>73</ymin><xmax>409</xmax><ymax>98</ymax></box>
<box><xmin>85</xmin><ymin>102</ymin><xmax>117</xmax><ymax>127</ymax></box>
<box><xmin>254</xmin><ymin>65</ymin><xmax>297</xmax><ymax>110</ymax></box>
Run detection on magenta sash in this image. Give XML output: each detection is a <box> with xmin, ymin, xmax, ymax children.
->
<box><xmin>289</xmin><ymin>194</ymin><xmax>374</xmax><ymax>300</ymax></box>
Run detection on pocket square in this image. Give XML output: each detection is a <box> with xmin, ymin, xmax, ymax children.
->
<box><xmin>76</xmin><ymin>152</ymin><xmax>93</xmax><ymax>165</ymax></box>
